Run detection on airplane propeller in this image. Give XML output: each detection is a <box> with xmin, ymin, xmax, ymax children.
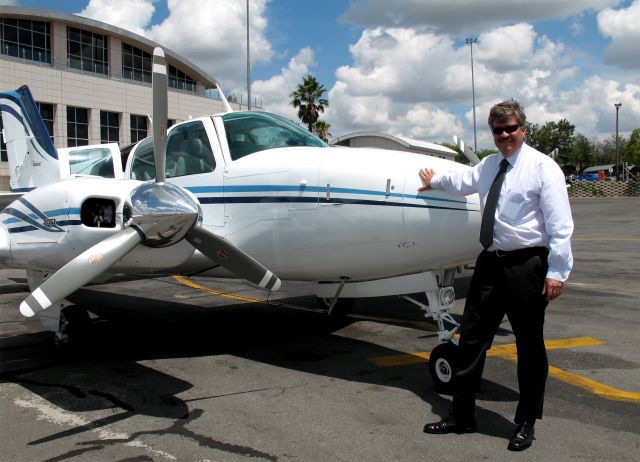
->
<box><xmin>19</xmin><ymin>47</ymin><xmax>280</xmax><ymax>318</ymax></box>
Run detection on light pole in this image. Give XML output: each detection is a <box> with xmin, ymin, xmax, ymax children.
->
<box><xmin>615</xmin><ymin>102</ymin><xmax>621</xmax><ymax>180</ymax></box>
<box><xmin>246</xmin><ymin>0</ymin><xmax>251</xmax><ymax>110</ymax></box>
<box><xmin>465</xmin><ymin>37</ymin><xmax>478</xmax><ymax>153</ymax></box>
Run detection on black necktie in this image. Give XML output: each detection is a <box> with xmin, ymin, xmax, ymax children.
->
<box><xmin>479</xmin><ymin>159</ymin><xmax>508</xmax><ymax>249</ymax></box>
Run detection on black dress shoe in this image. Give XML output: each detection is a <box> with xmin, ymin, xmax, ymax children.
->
<box><xmin>508</xmin><ymin>422</ymin><xmax>535</xmax><ymax>451</ymax></box>
<box><xmin>423</xmin><ymin>416</ymin><xmax>477</xmax><ymax>434</ymax></box>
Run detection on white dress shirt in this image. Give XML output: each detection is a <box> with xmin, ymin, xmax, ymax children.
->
<box><xmin>431</xmin><ymin>143</ymin><xmax>573</xmax><ymax>281</ymax></box>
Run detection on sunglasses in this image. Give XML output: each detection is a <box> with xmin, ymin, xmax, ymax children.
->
<box><xmin>492</xmin><ymin>124</ymin><xmax>521</xmax><ymax>135</ymax></box>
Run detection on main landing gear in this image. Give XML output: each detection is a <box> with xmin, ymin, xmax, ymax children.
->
<box><xmin>401</xmin><ymin>269</ymin><xmax>460</xmax><ymax>393</ymax></box>
<box><xmin>315</xmin><ymin>269</ymin><xmax>462</xmax><ymax>392</ymax></box>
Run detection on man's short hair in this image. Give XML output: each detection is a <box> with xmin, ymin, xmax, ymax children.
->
<box><xmin>488</xmin><ymin>99</ymin><xmax>526</xmax><ymax>127</ymax></box>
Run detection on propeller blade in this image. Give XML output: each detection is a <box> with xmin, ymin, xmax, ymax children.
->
<box><xmin>152</xmin><ymin>47</ymin><xmax>168</xmax><ymax>183</ymax></box>
<box><xmin>453</xmin><ymin>135</ymin><xmax>481</xmax><ymax>166</ymax></box>
<box><xmin>20</xmin><ymin>227</ymin><xmax>143</xmax><ymax>317</ymax></box>
<box><xmin>186</xmin><ymin>227</ymin><xmax>281</xmax><ymax>291</ymax></box>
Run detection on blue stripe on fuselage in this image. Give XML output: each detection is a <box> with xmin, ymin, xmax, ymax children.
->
<box><xmin>186</xmin><ymin>185</ymin><xmax>472</xmax><ymax>208</ymax></box>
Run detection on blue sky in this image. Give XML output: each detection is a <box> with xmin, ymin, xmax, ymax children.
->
<box><xmin>3</xmin><ymin>0</ymin><xmax>639</xmax><ymax>150</ymax></box>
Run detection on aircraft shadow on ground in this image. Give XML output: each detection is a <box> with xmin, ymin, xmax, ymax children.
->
<box><xmin>0</xmin><ymin>287</ymin><xmax>519</xmax><ymax>439</ymax></box>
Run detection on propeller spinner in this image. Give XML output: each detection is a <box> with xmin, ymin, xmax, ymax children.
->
<box><xmin>19</xmin><ymin>47</ymin><xmax>281</xmax><ymax>318</ymax></box>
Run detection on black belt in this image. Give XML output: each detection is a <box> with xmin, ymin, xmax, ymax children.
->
<box><xmin>484</xmin><ymin>246</ymin><xmax>548</xmax><ymax>258</ymax></box>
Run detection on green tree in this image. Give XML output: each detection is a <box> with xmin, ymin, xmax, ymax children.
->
<box><xmin>622</xmin><ymin>128</ymin><xmax>640</xmax><ymax>166</ymax></box>
<box><xmin>569</xmin><ymin>134</ymin><xmax>594</xmax><ymax>172</ymax></box>
<box><xmin>313</xmin><ymin>120</ymin><xmax>332</xmax><ymax>143</ymax></box>
<box><xmin>595</xmin><ymin>135</ymin><xmax>617</xmax><ymax>165</ymax></box>
<box><xmin>290</xmin><ymin>74</ymin><xmax>329</xmax><ymax>132</ymax></box>
<box><xmin>526</xmin><ymin>119</ymin><xmax>575</xmax><ymax>164</ymax></box>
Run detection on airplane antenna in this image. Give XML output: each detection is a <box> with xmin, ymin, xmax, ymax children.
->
<box><xmin>217</xmin><ymin>83</ymin><xmax>234</xmax><ymax>113</ymax></box>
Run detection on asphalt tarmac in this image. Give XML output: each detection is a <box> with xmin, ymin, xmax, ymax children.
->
<box><xmin>0</xmin><ymin>197</ymin><xmax>638</xmax><ymax>461</ymax></box>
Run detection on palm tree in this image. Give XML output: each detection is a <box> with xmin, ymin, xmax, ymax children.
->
<box><xmin>313</xmin><ymin>120</ymin><xmax>332</xmax><ymax>143</ymax></box>
<box><xmin>290</xmin><ymin>74</ymin><xmax>329</xmax><ymax>132</ymax></box>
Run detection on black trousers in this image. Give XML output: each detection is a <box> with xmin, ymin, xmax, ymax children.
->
<box><xmin>452</xmin><ymin>247</ymin><xmax>550</xmax><ymax>424</ymax></box>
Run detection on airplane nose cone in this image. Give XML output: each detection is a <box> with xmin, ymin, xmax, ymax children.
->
<box><xmin>127</xmin><ymin>182</ymin><xmax>201</xmax><ymax>247</ymax></box>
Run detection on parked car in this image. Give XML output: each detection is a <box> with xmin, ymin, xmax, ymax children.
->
<box><xmin>575</xmin><ymin>173</ymin><xmax>599</xmax><ymax>181</ymax></box>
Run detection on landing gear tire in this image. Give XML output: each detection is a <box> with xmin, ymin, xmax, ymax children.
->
<box><xmin>316</xmin><ymin>297</ymin><xmax>354</xmax><ymax>318</ymax></box>
<box><xmin>429</xmin><ymin>342</ymin><xmax>458</xmax><ymax>393</ymax></box>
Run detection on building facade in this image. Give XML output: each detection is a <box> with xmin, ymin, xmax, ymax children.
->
<box><xmin>0</xmin><ymin>6</ymin><xmax>240</xmax><ymax>190</ymax></box>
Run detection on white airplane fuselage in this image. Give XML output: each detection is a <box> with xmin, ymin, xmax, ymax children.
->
<box><xmin>0</xmin><ymin>131</ymin><xmax>481</xmax><ymax>284</ymax></box>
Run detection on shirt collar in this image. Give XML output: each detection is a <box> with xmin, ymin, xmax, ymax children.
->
<box><xmin>500</xmin><ymin>143</ymin><xmax>525</xmax><ymax>168</ymax></box>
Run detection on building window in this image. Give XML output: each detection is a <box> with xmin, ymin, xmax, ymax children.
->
<box><xmin>130</xmin><ymin>114</ymin><xmax>147</xmax><ymax>142</ymax></box>
<box><xmin>169</xmin><ymin>65</ymin><xmax>196</xmax><ymax>92</ymax></box>
<box><xmin>67</xmin><ymin>106</ymin><xmax>89</xmax><ymax>147</ymax></box>
<box><xmin>122</xmin><ymin>43</ymin><xmax>151</xmax><ymax>83</ymax></box>
<box><xmin>0</xmin><ymin>18</ymin><xmax>51</xmax><ymax>63</ymax></box>
<box><xmin>36</xmin><ymin>102</ymin><xmax>55</xmax><ymax>145</ymax></box>
<box><xmin>100</xmin><ymin>111</ymin><xmax>119</xmax><ymax>144</ymax></box>
<box><xmin>67</xmin><ymin>27</ymin><xmax>108</xmax><ymax>75</ymax></box>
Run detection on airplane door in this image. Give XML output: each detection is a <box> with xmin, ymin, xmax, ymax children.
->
<box><xmin>163</xmin><ymin>119</ymin><xmax>225</xmax><ymax>227</ymax></box>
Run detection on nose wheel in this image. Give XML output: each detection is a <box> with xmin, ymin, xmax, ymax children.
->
<box><xmin>428</xmin><ymin>342</ymin><xmax>458</xmax><ymax>393</ymax></box>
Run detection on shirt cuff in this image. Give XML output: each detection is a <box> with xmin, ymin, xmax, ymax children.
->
<box><xmin>546</xmin><ymin>269</ymin><xmax>570</xmax><ymax>282</ymax></box>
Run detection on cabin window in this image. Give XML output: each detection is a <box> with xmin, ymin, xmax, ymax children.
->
<box><xmin>129</xmin><ymin>121</ymin><xmax>216</xmax><ymax>180</ymax></box>
<box><xmin>222</xmin><ymin>112</ymin><xmax>327</xmax><ymax>161</ymax></box>
<box><xmin>165</xmin><ymin>121</ymin><xmax>216</xmax><ymax>177</ymax></box>
<box><xmin>129</xmin><ymin>138</ymin><xmax>154</xmax><ymax>180</ymax></box>
<box><xmin>68</xmin><ymin>147</ymin><xmax>115</xmax><ymax>178</ymax></box>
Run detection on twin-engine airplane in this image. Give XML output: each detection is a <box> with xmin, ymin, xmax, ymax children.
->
<box><xmin>0</xmin><ymin>48</ymin><xmax>481</xmax><ymax>389</ymax></box>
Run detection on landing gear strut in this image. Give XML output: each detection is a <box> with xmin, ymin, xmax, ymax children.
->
<box><xmin>401</xmin><ymin>269</ymin><xmax>460</xmax><ymax>391</ymax></box>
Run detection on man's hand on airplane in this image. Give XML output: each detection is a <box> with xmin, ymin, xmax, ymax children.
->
<box><xmin>418</xmin><ymin>168</ymin><xmax>436</xmax><ymax>191</ymax></box>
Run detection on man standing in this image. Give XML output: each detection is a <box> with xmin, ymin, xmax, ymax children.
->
<box><xmin>418</xmin><ymin>99</ymin><xmax>573</xmax><ymax>451</ymax></box>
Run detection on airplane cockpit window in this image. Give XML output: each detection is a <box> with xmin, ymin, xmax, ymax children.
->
<box><xmin>68</xmin><ymin>147</ymin><xmax>115</xmax><ymax>178</ymax></box>
<box><xmin>130</xmin><ymin>121</ymin><xmax>216</xmax><ymax>180</ymax></box>
<box><xmin>222</xmin><ymin>111</ymin><xmax>327</xmax><ymax>161</ymax></box>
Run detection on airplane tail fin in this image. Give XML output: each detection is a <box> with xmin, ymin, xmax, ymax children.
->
<box><xmin>0</xmin><ymin>85</ymin><xmax>60</xmax><ymax>191</ymax></box>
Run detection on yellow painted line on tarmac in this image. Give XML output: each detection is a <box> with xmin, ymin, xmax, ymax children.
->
<box><xmin>370</xmin><ymin>337</ymin><xmax>640</xmax><ymax>403</ymax></box>
<box><xmin>172</xmin><ymin>275</ymin><xmax>265</xmax><ymax>304</ymax></box>
<box><xmin>172</xmin><ymin>275</ymin><xmax>314</xmax><ymax>311</ymax></box>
